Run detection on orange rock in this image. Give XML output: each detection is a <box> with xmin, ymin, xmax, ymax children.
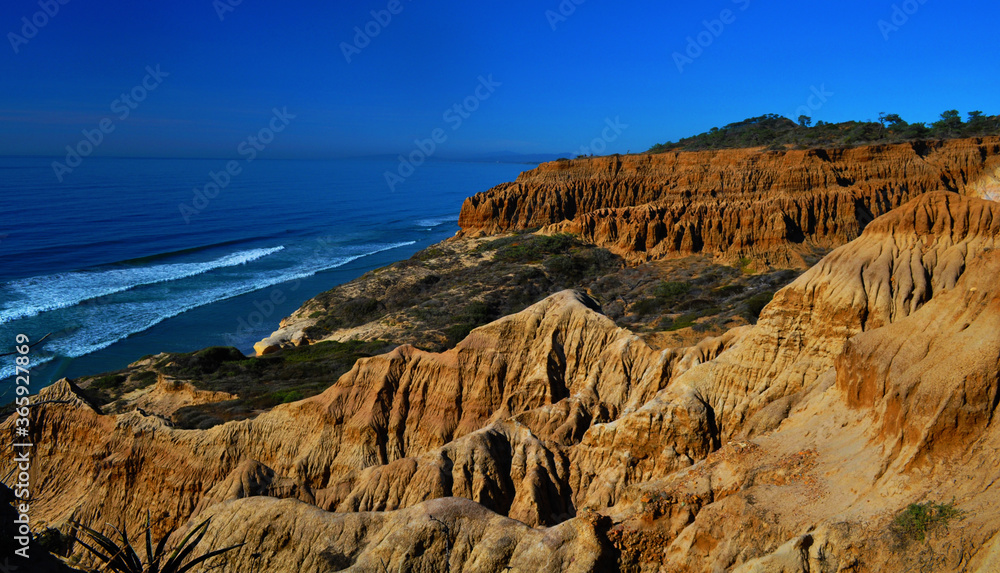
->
<box><xmin>459</xmin><ymin>139</ymin><xmax>1000</xmax><ymax>266</ymax></box>
<box><xmin>6</xmin><ymin>191</ymin><xmax>1000</xmax><ymax>572</ymax></box>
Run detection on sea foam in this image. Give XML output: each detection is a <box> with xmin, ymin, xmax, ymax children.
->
<box><xmin>0</xmin><ymin>247</ymin><xmax>285</xmax><ymax>325</ymax></box>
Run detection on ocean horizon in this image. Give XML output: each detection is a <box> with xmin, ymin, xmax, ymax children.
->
<box><xmin>0</xmin><ymin>156</ymin><xmax>527</xmax><ymax>399</ymax></box>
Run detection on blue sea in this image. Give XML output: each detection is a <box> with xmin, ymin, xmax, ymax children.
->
<box><xmin>0</xmin><ymin>156</ymin><xmax>526</xmax><ymax>399</ymax></box>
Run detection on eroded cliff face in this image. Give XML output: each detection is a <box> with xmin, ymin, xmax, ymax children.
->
<box><xmin>9</xmin><ymin>290</ymin><xmax>742</xmax><ymax>543</ymax></box>
<box><xmin>6</xmin><ymin>192</ymin><xmax>1000</xmax><ymax>572</ymax></box>
<box><xmin>458</xmin><ymin>138</ymin><xmax>1000</xmax><ymax>266</ymax></box>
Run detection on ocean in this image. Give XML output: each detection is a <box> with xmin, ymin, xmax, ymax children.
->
<box><xmin>0</xmin><ymin>156</ymin><xmax>527</xmax><ymax>399</ymax></box>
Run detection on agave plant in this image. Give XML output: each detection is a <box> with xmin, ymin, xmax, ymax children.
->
<box><xmin>71</xmin><ymin>512</ymin><xmax>243</xmax><ymax>573</ymax></box>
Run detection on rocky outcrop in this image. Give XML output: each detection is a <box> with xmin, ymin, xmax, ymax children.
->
<box><xmin>611</xmin><ymin>244</ymin><xmax>1000</xmax><ymax>572</ymax></box>
<box><xmin>835</xmin><ymin>248</ymin><xmax>1000</xmax><ymax>471</ymax></box>
<box><xmin>565</xmin><ymin>191</ymin><xmax>1000</xmax><ymax>512</ymax></box>
<box><xmin>128</xmin><ymin>375</ymin><xmax>237</xmax><ymax>419</ymax></box>
<box><xmin>5</xmin><ymin>192</ymin><xmax>1000</xmax><ymax>572</ymax></box>
<box><xmin>5</xmin><ymin>289</ymin><xmax>745</xmax><ymax>548</ymax></box>
<box><xmin>458</xmin><ymin>138</ymin><xmax>1000</xmax><ymax>265</ymax></box>
<box><xmin>193</xmin><ymin>497</ymin><xmax>618</xmax><ymax>573</ymax></box>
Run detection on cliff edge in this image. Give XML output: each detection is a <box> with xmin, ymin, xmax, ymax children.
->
<box><xmin>459</xmin><ymin>138</ymin><xmax>1000</xmax><ymax>267</ymax></box>
<box><xmin>6</xmin><ymin>191</ymin><xmax>1000</xmax><ymax>572</ymax></box>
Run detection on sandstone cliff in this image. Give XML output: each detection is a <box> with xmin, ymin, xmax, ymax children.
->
<box><xmin>458</xmin><ymin>138</ymin><xmax>1000</xmax><ymax>266</ymax></box>
<box><xmin>5</xmin><ymin>192</ymin><xmax>1000</xmax><ymax>572</ymax></box>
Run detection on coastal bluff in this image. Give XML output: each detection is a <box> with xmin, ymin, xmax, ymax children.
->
<box><xmin>459</xmin><ymin>137</ymin><xmax>1000</xmax><ymax>266</ymax></box>
<box><xmin>6</xmin><ymin>191</ymin><xmax>1000</xmax><ymax>572</ymax></box>
<box><xmin>7</xmin><ymin>135</ymin><xmax>1000</xmax><ymax>572</ymax></box>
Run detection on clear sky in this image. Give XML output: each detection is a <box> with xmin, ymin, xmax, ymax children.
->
<box><xmin>1</xmin><ymin>0</ymin><xmax>997</xmax><ymax>159</ymax></box>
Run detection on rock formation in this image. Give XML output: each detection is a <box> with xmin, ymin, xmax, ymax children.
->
<box><xmin>459</xmin><ymin>138</ymin><xmax>1000</xmax><ymax>266</ymax></box>
<box><xmin>5</xmin><ymin>176</ymin><xmax>1000</xmax><ymax>571</ymax></box>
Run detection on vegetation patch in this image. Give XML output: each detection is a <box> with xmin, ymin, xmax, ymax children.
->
<box><xmin>72</xmin><ymin>512</ymin><xmax>242</xmax><ymax>573</ymax></box>
<box><xmin>130</xmin><ymin>370</ymin><xmax>158</xmax><ymax>387</ymax></box>
<box><xmin>647</xmin><ymin>111</ymin><xmax>999</xmax><ymax>153</ymax></box>
<box><xmin>167</xmin><ymin>346</ymin><xmax>247</xmax><ymax>377</ymax></box>
<box><xmin>891</xmin><ymin>501</ymin><xmax>964</xmax><ymax>543</ymax></box>
<box><xmin>487</xmin><ymin>233</ymin><xmax>580</xmax><ymax>263</ymax></box>
<box><xmin>629</xmin><ymin>281</ymin><xmax>693</xmax><ymax>318</ymax></box>
<box><xmin>443</xmin><ymin>300</ymin><xmax>502</xmax><ymax>346</ymax></box>
<box><xmin>303</xmin><ymin>231</ymin><xmax>623</xmax><ymax>349</ymax></box>
<box><xmin>59</xmin><ymin>340</ymin><xmax>392</xmax><ymax>429</ymax></box>
<box><xmin>91</xmin><ymin>374</ymin><xmax>127</xmax><ymax>390</ymax></box>
<box><xmin>160</xmin><ymin>340</ymin><xmax>393</xmax><ymax>428</ymax></box>
<box><xmin>66</xmin><ymin>371</ymin><xmax>132</xmax><ymax>405</ymax></box>
<box><xmin>742</xmin><ymin>292</ymin><xmax>775</xmax><ymax>323</ymax></box>
<box><xmin>35</xmin><ymin>527</ymin><xmax>74</xmax><ymax>557</ymax></box>
<box><xmin>296</xmin><ymin>231</ymin><xmax>809</xmax><ymax>352</ymax></box>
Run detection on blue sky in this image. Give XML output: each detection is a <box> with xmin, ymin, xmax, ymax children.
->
<box><xmin>0</xmin><ymin>0</ymin><xmax>997</xmax><ymax>159</ymax></box>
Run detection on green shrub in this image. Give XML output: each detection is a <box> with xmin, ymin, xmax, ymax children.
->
<box><xmin>513</xmin><ymin>266</ymin><xmax>547</xmax><ymax>285</ymax></box>
<box><xmin>588</xmin><ymin>248</ymin><xmax>620</xmax><ymax>269</ymax></box>
<box><xmin>629</xmin><ymin>281</ymin><xmax>694</xmax><ymax>319</ymax></box>
<box><xmin>282</xmin><ymin>339</ymin><xmax>390</xmax><ymax>364</ymax></box>
<box><xmin>196</xmin><ymin>346</ymin><xmax>245</xmax><ymax>363</ymax></box>
<box><xmin>411</xmin><ymin>247</ymin><xmax>445</xmax><ymax>261</ymax></box>
<box><xmin>445</xmin><ymin>323</ymin><xmax>476</xmax><ymax>346</ymax></box>
<box><xmin>342</xmin><ymin>297</ymin><xmax>382</xmax><ymax>324</ymax></box>
<box><xmin>130</xmin><ymin>370</ymin><xmax>158</xmax><ymax>388</ymax></box>
<box><xmin>654</xmin><ymin>281</ymin><xmax>691</xmax><ymax>299</ymax></box>
<box><xmin>169</xmin><ymin>346</ymin><xmax>246</xmax><ymax>376</ymax></box>
<box><xmin>92</xmin><ymin>374</ymin><xmax>126</xmax><ymax>390</ymax></box>
<box><xmin>544</xmin><ymin>254</ymin><xmax>581</xmax><ymax>276</ymax></box>
<box><xmin>255</xmin><ymin>390</ymin><xmax>305</xmax><ymax>406</ymax></box>
<box><xmin>492</xmin><ymin>234</ymin><xmax>579</xmax><ymax>263</ymax></box>
<box><xmin>713</xmin><ymin>284</ymin><xmax>745</xmax><ymax>297</ymax></box>
<box><xmin>630</xmin><ymin>298</ymin><xmax>664</xmax><ymax>318</ymax></box>
<box><xmin>311</xmin><ymin>295</ymin><xmax>386</xmax><ymax>332</ymax></box>
<box><xmin>440</xmin><ymin>300</ymin><xmax>503</xmax><ymax>345</ymax></box>
<box><xmin>156</xmin><ymin>340</ymin><xmax>390</xmax><ymax>428</ymax></box>
<box><xmin>417</xmin><ymin>274</ymin><xmax>442</xmax><ymax>289</ymax></box>
<box><xmin>462</xmin><ymin>301</ymin><xmax>498</xmax><ymax>324</ymax></box>
<box><xmin>891</xmin><ymin>501</ymin><xmax>963</xmax><ymax>543</ymax></box>
<box><xmin>475</xmin><ymin>234</ymin><xmax>521</xmax><ymax>252</ymax></box>
<box><xmin>645</xmin><ymin>111</ymin><xmax>999</xmax><ymax>153</ymax></box>
<box><xmin>36</xmin><ymin>527</ymin><xmax>74</xmax><ymax>557</ymax></box>
<box><xmin>743</xmin><ymin>292</ymin><xmax>775</xmax><ymax>322</ymax></box>
<box><xmin>73</xmin><ymin>512</ymin><xmax>243</xmax><ymax>573</ymax></box>
<box><xmin>666</xmin><ymin>314</ymin><xmax>698</xmax><ymax>331</ymax></box>
<box><xmin>663</xmin><ymin>304</ymin><xmax>722</xmax><ymax>331</ymax></box>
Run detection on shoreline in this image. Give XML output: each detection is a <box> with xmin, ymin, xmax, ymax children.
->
<box><xmin>0</xmin><ymin>157</ymin><xmax>531</xmax><ymax>399</ymax></box>
<box><xmin>0</xmin><ymin>231</ymin><xmax>449</xmax><ymax>400</ymax></box>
